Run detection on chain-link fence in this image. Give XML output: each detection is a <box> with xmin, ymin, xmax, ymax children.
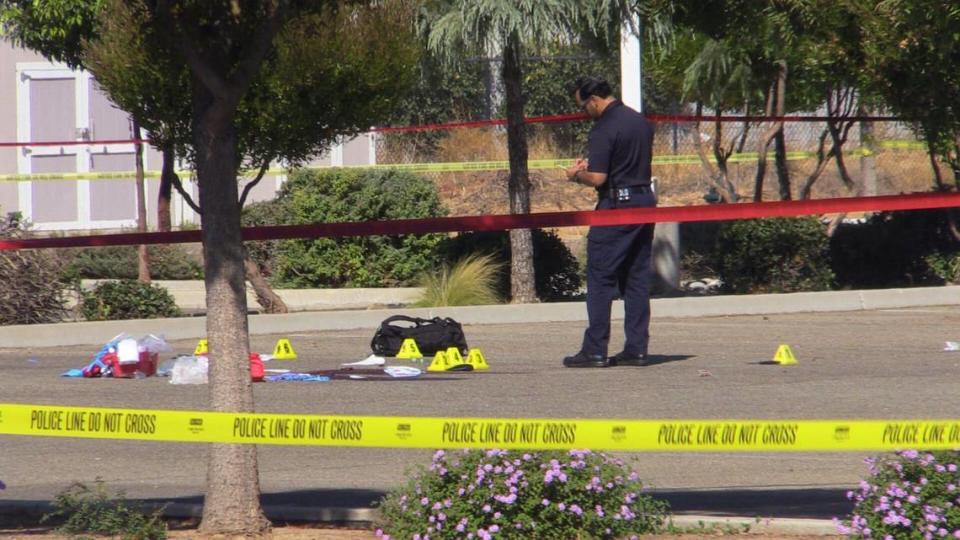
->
<box><xmin>375</xmin><ymin>117</ymin><xmax>936</xmax><ymax>215</ymax></box>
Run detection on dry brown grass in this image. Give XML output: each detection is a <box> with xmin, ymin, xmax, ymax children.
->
<box><xmin>385</xmin><ymin>124</ymin><xmax>942</xmax><ymax>254</ymax></box>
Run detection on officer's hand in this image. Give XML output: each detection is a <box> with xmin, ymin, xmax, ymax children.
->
<box><xmin>565</xmin><ymin>159</ymin><xmax>587</xmax><ymax>182</ymax></box>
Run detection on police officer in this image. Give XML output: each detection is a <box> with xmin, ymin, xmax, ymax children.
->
<box><xmin>563</xmin><ymin>77</ymin><xmax>656</xmax><ymax>368</ymax></box>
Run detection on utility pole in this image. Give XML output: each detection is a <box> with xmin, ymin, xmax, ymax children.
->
<box><xmin>620</xmin><ymin>14</ymin><xmax>681</xmax><ymax>295</ymax></box>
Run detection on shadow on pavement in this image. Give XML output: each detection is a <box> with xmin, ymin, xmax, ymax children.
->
<box><xmin>654</xmin><ymin>487</ymin><xmax>853</xmax><ymax>520</ymax></box>
<box><xmin>644</xmin><ymin>354</ymin><xmax>695</xmax><ymax>366</ymax></box>
<box><xmin>183</xmin><ymin>486</ymin><xmax>852</xmax><ymax>520</ymax></box>
<box><xmin>1</xmin><ymin>486</ymin><xmax>852</xmax><ymax>524</ymax></box>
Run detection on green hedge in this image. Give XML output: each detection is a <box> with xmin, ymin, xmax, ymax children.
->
<box><xmin>714</xmin><ymin>217</ymin><xmax>834</xmax><ymax>294</ymax></box>
<box><xmin>243</xmin><ymin>168</ymin><xmax>447</xmax><ymax>288</ymax></box>
<box><xmin>80</xmin><ymin>280</ymin><xmax>181</xmax><ymax>321</ymax></box>
<box><xmin>63</xmin><ymin>244</ymin><xmax>203</xmax><ymax>281</ymax></box>
<box><xmin>830</xmin><ymin>209</ymin><xmax>960</xmax><ymax>288</ymax></box>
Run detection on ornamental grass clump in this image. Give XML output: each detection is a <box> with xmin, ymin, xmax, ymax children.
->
<box><xmin>376</xmin><ymin>448</ymin><xmax>669</xmax><ymax>539</ymax></box>
<box><xmin>837</xmin><ymin>450</ymin><xmax>960</xmax><ymax>538</ymax></box>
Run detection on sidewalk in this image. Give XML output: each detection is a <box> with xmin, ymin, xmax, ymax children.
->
<box><xmin>3</xmin><ymin>284</ymin><xmax>958</xmax><ymax>348</ymax></box>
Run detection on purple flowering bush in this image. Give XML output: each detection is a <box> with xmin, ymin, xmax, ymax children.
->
<box><xmin>838</xmin><ymin>450</ymin><xmax>960</xmax><ymax>538</ymax></box>
<box><xmin>376</xmin><ymin>449</ymin><xmax>668</xmax><ymax>539</ymax></box>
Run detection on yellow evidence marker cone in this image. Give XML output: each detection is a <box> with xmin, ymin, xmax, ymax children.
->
<box><xmin>773</xmin><ymin>344</ymin><xmax>798</xmax><ymax>365</ymax></box>
<box><xmin>396</xmin><ymin>338</ymin><xmax>423</xmax><ymax>359</ymax></box>
<box><xmin>272</xmin><ymin>338</ymin><xmax>298</xmax><ymax>360</ymax></box>
<box><xmin>466</xmin><ymin>348</ymin><xmax>490</xmax><ymax>370</ymax></box>
<box><xmin>445</xmin><ymin>347</ymin><xmax>466</xmax><ymax>366</ymax></box>
<box><xmin>427</xmin><ymin>350</ymin><xmax>451</xmax><ymax>372</ymax></box>
<box><xmin>194</xmin><ymin>339</ymin><xmax>209</xmax><ymax>356</ymax></box>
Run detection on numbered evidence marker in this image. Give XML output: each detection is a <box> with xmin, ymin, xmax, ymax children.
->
<box><xmin>773</xmin><ymin>344</ymin><xmax>797</xmax><ymax>365</ymax></box>
<box><xmin>396</xmin><ymin>338</ymin><xmax>423</xmax><ymax>359</ymax></box>
<box><xmin>272</xmin><ymin>339</ymin><xmax>298</xmax><ymax>360</ymax></box>
<box><xmin>427</xmin><ymin>349</ymin><xmax>473</xmax><ymax>372</ymax></box>
<box><xmin>466</xmin><ymin>348</ymin><xmax>490</xmax><ymax>370</ymax></box>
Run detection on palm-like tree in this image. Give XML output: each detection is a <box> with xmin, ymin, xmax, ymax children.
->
<box><xmin>418</xmin><ymin>0</ymin><xmax>626</xmax><ymax>303</ymax></box>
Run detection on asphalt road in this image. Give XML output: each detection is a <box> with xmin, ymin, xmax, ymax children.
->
<box><xmin>2</xmin><ymin>306</ymin><xmax>959</xmax><ymax>521</ymax></box>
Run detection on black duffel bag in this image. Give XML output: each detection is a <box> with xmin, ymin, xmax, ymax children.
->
<box><xmin>371</xmin><ymin>315</ymin><xmax>468</xmax><ymax>357</ymax></box>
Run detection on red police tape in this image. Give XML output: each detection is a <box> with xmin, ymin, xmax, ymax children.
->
<box><xmin>2</xmin><ymin>191</ymin><xmax>958</xmax><ymax>251</ymax></box>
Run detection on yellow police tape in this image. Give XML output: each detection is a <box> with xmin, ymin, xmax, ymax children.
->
<box><xmin>1</xmin><ymin>403</ymin><xmax>959</xmax><ymax>451</ymax></box>
<box><xmin>0</xmin><ymin>140</ymin><xmax>929</xmax><ymax>182</ymax></box>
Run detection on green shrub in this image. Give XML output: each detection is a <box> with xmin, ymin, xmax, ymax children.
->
<box><xmin>925</xmin><ymin>251</ymin><xmax>960</xmax><ymax>284</ymax></box>
<box><xmin>831</xmin><ymin>209</ymin><xmax>960</xmax><ymax>289</ymax></box>
<box><xmin>42</xmin><ymin>480</ymin><xmax>166</xmax><ymax>540</ymax></box>
<box><xmin>437</xmin><ymin>229</ymin><xmax>582</xmax><ymax>301</ymax></box>
<box><xmin>0</xmin><ymin>211</ymin><xmax>71</xmax><ymax>325</ymax></box>
<box><xmin>255</xmin><ymin>168</ymin><xmax>447</xmax><ymax>288</ymax></box>
<box><xmin>416</xmin><ymin>254</ymin><xmax>503</xmax><ymax>307</ymax></box>
<box><xmin>377</xmin><ymin>449</ymin><xmax>668</xmax><ymax>539</ymax></box>
<box><xmin>838</xmin><ymin>450</ymin><xmax>960</xmax><ymax>537</ymax></box>
<box><xmin>715</xmin><ymin>217</ymin><xmax>834</xmax><ymax>293</ymax></box>
<box><xmin>81</xmin><ymin>280</ymin><xmax>181</xmax><ymax>321</ymax></box>
<box><xmin>63</xmin><ymin>244</ymin><xmax>203</xmax><ymax>281</ymax></box>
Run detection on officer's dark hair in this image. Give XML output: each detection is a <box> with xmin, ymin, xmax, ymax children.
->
<box><xmin>574</xmin><ymin>77</ymin><xmax>613</xmax><ymax>100</ymax></box>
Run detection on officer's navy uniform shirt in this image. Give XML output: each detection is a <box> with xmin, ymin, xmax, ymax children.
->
<box><xmin>586</xmin><ymin>100</ymin><xmax>654</xmax><ymax>198</ymax></box>
<box><xmin>578</xmin><ymin>98</ymin><xmax>656</xmax><ymax>359</ymax></box>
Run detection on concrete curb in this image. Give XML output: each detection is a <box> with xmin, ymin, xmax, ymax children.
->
<box><xmin>668</xmin><ymin>514</ymin><xmax>838</xmax><ymax>535</ymax></box>
<box><xmin>77</xmin><ymin>281</ymin><xmax>426</xmax><ymax>313</ymax></box>
<box><xmin>1</xmin><ymin>285</ymin><xmax>958</xmax><ymax>348</ymax></box>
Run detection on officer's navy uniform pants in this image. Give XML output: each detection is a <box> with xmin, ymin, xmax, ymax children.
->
<box><xmin>580</xmin><ymin>189</ymin><xmax>657</xmax><ymax>358</ymax></box>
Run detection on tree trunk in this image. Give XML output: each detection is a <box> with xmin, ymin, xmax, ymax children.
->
<box><xmin>753</xmin><ymin>63</ymin><xmax>786</xmax><ymax>202</ymax></box>
<box><xmin>859</xmin><ymin>107</ymin><xmax>877</xmax><ymax>198</ymax></box>
<box><xmin>799</xmin><ymin>128</ymin><xmax>833</xmax><ymax>200</ymax></box>
<box><xmin>192</xmin><ymin>78</ymin><xmax>269</xmax><ymax>535</ymax></box>
<box><xmin>774</xmin><ymin>129</ymin><xmax>791</xmax><ymax>200</ymax></box>
<box><xmin>691</xmin><ymin>103</ymin><xmax>738</xmax><ymax>202</ymax></box>
<box><xmin>501</xmin><ymin>35</ymin><xmax>536</xmax><ymax>304</ymax></box>
<box><xmin>158</xmin><ymin>145</ymin><xmax>176</xmax><ymax>232</ymax></box>
<box><xmin>927</xmin><ymin>137</ymin><xmax>947</xmax><ymax>191</ymax></box>
<box><xmin>133</xmin><ymin>121</ymin><xmax>151</xmax><ymax>283</ymax></box>
<box><xmin>245</xmin><ymin>255</ymin><xmax>287</xmax><ymax>313</ymax></box>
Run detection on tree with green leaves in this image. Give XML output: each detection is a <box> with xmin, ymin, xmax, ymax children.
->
<box><xmin>859</xmin><ymin>0</ymin><xmax>960</xmax><ymax>190</ymax></box>
<box><xmin>417</xmin><ymin>0</ymin><xmax>629</xmax><ymax>303</ymax></box>
<box><xmin>6</xmin><ymin>0</ymin><xmax>418</xmax><ymax>532</ymax></box>
<box><xmin>654</xmin><ymin>0</ymin><xmax>835</xmax><ymax>201</ymax></box>
<box><xmin>857</xmin><ymin>0</ymin><xmax>960</xmax><ymax>240</ymax></box>
<box><xmin>0</xmin><ymin>0</ymin><xmax>99</xmax><ymax>68</ymax></box>
<box><xmin>124</xmin><ymin>1</ymin><xmax>416</xmax><ymax>532</ymax></box>
<box><xmin>791</xmin><ymin>1</ymin><xmax>875</xmax><ymax>201</ymax></box>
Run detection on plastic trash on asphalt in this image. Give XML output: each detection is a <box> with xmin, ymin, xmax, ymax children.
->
<box><xmin>170</xmin><ymin>355</ymin><xmax>209</xmax><ymax>384</ymax></box>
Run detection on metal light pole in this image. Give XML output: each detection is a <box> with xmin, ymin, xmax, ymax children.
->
<box><xmin>620</xmin><ymin>14</ymin><xmax>681</xmax><ymax>295</ymax></box>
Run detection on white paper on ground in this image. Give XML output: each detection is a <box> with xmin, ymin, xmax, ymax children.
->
<box><xmin>945</xmin><ymin>341</ymin><xmax>960</xmax><ymax>351</ymax></box>
<box><xmin>343</xmin><ymin>354</ymin><xmax>386</xmax><ymax>367</ymax></box>
<box><xmin>384</xmin><ymin>366</ymin><xmax>422</xmax><ymax>378</ymax></box>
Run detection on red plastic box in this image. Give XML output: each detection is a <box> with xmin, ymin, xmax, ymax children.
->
<box><xmin>111</xmin><ymin>351</ymin><xmax>157</xmax><ymax>378</ymax></box>
<box><xmin>250</xmin><ymin>352</ymin><xmax>264</xmax><ymax>382</ymax></box>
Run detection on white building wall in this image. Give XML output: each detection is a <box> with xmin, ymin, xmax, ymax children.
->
<box><xmin>0</xmin><ymin>39</ymin><xmax>376</xmax><ymax>233</ymax></box>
